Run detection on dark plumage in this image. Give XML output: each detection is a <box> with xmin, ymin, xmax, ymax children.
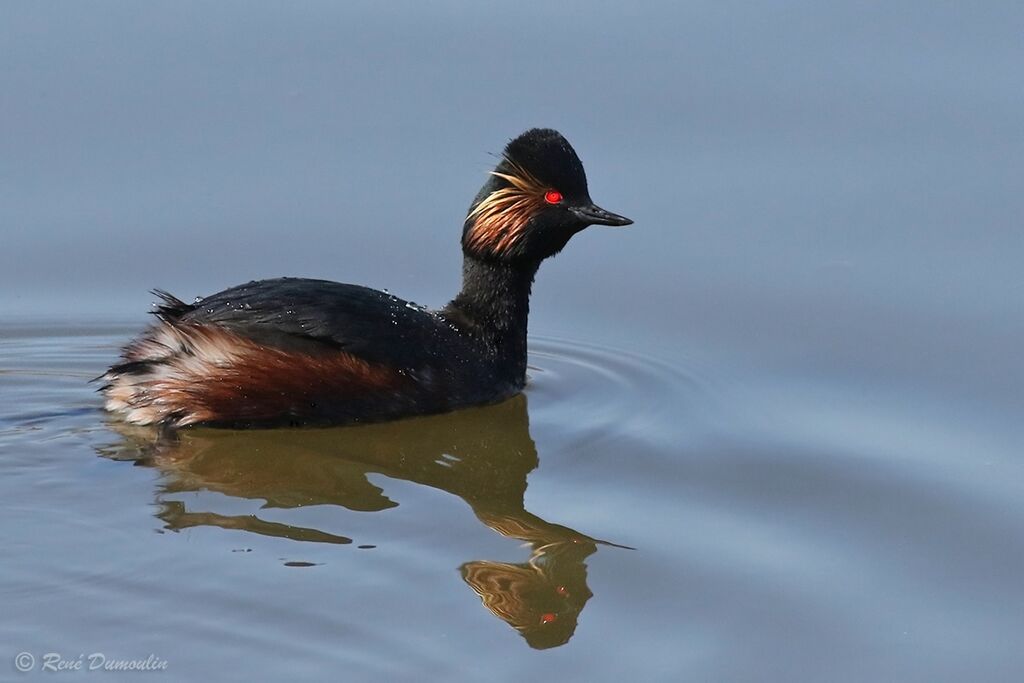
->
<box><xmin>100</xmin><ymin>128</ymin><xmax>632</xmax><ymax>427</ymax></box>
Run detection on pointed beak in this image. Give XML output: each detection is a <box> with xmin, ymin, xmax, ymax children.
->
<box><xmin>570</xmin><ymin>203</ymin><xmax>633</xmax><ymax>227</ymax></box>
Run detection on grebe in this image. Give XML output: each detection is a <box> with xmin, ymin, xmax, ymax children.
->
<box><xmin>100</xmin><ymin>128</ymin><xmax>632</xmax><ymax>427</ymax></box>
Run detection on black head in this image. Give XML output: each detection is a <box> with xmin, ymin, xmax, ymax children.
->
<box><xmin>463</xmin><ymin>128</ymin><xmax>632</xmax><ymax>262</ymax></box>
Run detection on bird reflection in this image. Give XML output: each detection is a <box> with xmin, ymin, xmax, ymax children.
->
<box><xmin>98</xmin><ymin>395</ymin><xmax>624</xmax><ymax>649</ymax></box>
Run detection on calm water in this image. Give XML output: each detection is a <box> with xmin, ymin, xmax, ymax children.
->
<box><xmin>2</xmin><ymin>1</ymin><xmax>1023</xmax><ymax>681</ymax></box>
<box><xmin>2</xmin><ymin>323</ymin><xmax>1021</xmax><ymax>680</ymax></box>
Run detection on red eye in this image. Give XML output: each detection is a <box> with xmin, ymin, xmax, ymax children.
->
<box><xmin>544</xmin><ymin>190</ymin><xmax>563</xmax><ymax>205</ymax></box>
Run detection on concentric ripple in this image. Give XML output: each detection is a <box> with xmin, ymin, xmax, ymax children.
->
<box><xmin>525</xmin><ymin>335</ymin><xmax>715</xmax><ymax>447</ymax></box>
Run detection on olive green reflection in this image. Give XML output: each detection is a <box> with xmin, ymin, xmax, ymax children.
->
<box><xmin>99</xmin><ymin>395</ymin><xmax>619</xmax><ymax>649</ymax></box>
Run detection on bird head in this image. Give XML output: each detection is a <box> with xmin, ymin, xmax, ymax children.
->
<box><xmin>463</xmin><ymin>128</ymin><xmax>632</xmax><ymax>263</ymax></box>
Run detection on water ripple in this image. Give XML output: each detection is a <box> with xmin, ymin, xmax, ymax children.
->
<box><xmin>527</xmin><ymin>336</ymin><xmax>715</xmax><ymax>446</ymax></box>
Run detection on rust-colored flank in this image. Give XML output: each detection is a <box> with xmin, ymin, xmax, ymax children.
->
<box><xmin>103</xmin><ymin>322</ymin><xmax>403</xmax><ymax>426</ymax></box>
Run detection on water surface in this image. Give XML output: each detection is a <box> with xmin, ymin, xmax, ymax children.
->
<box><xmin>1</xmin><ymin>324</ymin><xmax>1021</xmax><ymax>680</ymax></box>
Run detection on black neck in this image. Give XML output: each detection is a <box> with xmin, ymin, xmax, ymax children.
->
<box><xmin>444</xmin><ymin>255</ymin><xmax>540</xmax><ymax>370</ymax></box>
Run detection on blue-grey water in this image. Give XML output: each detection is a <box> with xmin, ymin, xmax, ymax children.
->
<box><xmin>1</xmin><ymin>2</ymin><xmax>1022</xmax><ymax>681</ymax></box>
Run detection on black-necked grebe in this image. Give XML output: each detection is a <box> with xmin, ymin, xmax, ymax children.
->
<box><xmin>100</xmin><ymin>128</ymin><xmax>632</xmax><ymax>427</ymax></box>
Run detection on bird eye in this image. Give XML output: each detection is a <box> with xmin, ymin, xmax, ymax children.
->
<box><xmin>544</xmin><ymin>190</ymin><xmax>563</xmax><ymax>205</ymax></box>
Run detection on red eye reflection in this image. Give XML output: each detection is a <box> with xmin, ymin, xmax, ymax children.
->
<box><xmin>544</xmin><ymin>190</ymin><xmax>563</xmax><ymax>205</ymax></box>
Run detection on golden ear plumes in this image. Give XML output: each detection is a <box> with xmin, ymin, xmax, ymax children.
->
<box><xmin>465</xmin><ymin>160</ymin><xmax>548</xmax><ymax>255</ymax></box>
